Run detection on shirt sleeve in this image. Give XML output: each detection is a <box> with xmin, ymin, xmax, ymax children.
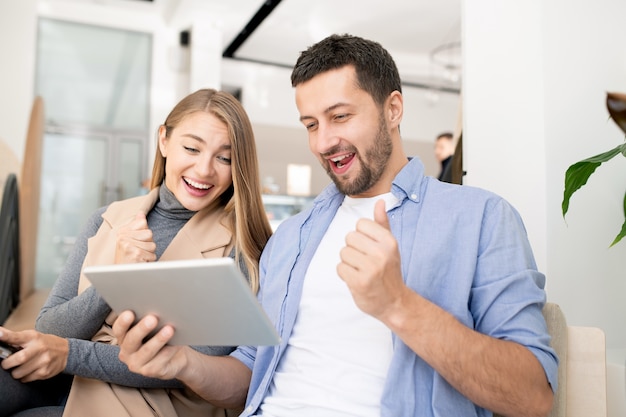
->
<box><xmin>230</xmin><ymin>345</ymin><xmax>257</xmax><ymax>371</ymax></box>
<box><xmin>63</xmin><ymin>338</ymin><xmax>182</xmax><ymax>388</ymax></box>
<box><xmin>64</xmin><ymin>338</ymin><xmax>233</xmax><ymax>388</ymax></box>
<box><xmin>470</xmin><ymin>197</ymin><xmax>559</xmax><ymax>392</ymax></box>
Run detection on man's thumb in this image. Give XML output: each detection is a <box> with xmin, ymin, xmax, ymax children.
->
<box><xmin>373</xmin><ymin>199</ymin><xmax>390</xmax><ymax>229</ymax></box>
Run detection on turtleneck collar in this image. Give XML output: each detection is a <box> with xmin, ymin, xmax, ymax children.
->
<box><xmin>153</xmin><ymin>184</ymin><xmax>196</xmax><ymax>221</ymax></box>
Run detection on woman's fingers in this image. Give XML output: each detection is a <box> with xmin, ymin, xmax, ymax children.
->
<box><xmin>114</xmin><ymin>312</ymin><xmax>175</xmax><ymax>376</ymax></box>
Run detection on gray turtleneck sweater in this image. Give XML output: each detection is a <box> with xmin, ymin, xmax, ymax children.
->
<box><xmin>36</xmin><ymin>186</ymin><xmax>236</xmax><ymax>388</ymax></box>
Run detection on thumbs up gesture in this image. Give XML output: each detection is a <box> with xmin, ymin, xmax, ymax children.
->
<box><xmin>337</xmin><ymin>199</ymin><xmax>406</xmax><ymax>320</ymax></box>
<box><xmin>114</xmin><ymin>211</ymin><xmax>157</xmax><ymax>264</ymax></box>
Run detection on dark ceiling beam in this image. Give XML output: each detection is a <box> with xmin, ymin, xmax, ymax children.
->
<box><xmin>223</xmin><ymin>0</ymin><xmax>283</xmax><ymax>58</ymax></box>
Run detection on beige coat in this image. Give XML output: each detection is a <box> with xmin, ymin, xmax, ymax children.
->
<box><xmin>63</xmin><ymin>188</ymin><xmax>239</xmax><ymax>417</ymax></box>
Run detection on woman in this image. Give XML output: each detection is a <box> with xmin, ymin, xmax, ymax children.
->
<box><xmin>0</xmin><ymin>89</ymin><xmax>273</xmax><ymax>417</ymax></box>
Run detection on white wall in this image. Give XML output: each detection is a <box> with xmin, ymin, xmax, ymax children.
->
<box><xmin>542</xmin><ymin>0</ymin><xmax>626</xmax><ymax>351</ymax></box>
<box><xmin>463</xmin><ymin>0</ymin><xmax>548</xmax><ymax>271</ymax></box>
<box><xmin>463</xmin><ymin>0</ymin><xmax>626</xmax><ymax>350</ymax></box>
<box><xmin>0</xmin><ymin>0</ymin><xmax>37</xmax><ymax>163</ymax></box>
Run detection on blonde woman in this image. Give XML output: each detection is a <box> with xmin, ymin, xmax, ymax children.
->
<box><xmin>0</xmin><ymin>89</ymin><xmax>272</xmax><ymax>417</ymax></box>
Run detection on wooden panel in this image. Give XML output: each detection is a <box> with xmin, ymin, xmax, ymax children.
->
<box><xmin>19</xmin><ymin>96</ymin><xmax>44</xmax><ymax>300</ymax></box>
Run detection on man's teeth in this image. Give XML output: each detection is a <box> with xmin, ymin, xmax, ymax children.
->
<box><xmin>185</xmin><ymin>178</ymin><xmax>210</xmax><ymax>189</ymax></box>
<box><xmin>331</xmin><ymin>154</ymin><xmax>350</xmax><ymax>163</ymax></box>
<box><xmin>331</xmin><ymin>154</ymin><xmax>351</xmax><ymax>168</ymax></box>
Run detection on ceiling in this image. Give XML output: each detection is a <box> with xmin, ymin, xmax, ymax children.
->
<box><xmin>99</xmin><ymin>0</ymin><xmax>463</xmax><ymax>93</ymax></box>
<box><xmin>210</xmin><ymin>0</ymin><xmax>462</xmax><ymax>93</ymax></box>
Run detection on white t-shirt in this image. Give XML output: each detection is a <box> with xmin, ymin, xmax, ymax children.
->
<box><xmin>257</xmin><ymin>193</ymin><xmax>400</xmax><ymax>417</ymax></box>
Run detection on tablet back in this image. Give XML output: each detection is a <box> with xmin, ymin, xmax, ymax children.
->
<box><xmin>83</xmin><ymin>258</ymin><xmax>280</xmax><ymax>346</ymax></box>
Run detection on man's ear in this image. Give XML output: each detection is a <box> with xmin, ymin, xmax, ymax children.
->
<box><xmin>386</xmin><ymin>90</ymin><xmax>403</xmax><ymax>128</ymax></box>
<box><xmin>158</xmin><ymin>125</ymin><xmax>168</xmax><ymax>157</ymax></box>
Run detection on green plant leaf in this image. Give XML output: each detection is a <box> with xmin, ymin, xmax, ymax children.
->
<box><xmin>609</xmin><ymin>190</ymin><xmax>626</xmax><ymax>247</ymax></box>
<box><xmin>562</xmin><ymin>144</ymin><xmax>625</xmax><ymax>217</ymax></box>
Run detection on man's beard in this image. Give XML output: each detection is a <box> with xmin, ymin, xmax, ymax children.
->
<box><xmin>324</xmin><ymin>113</ymin><xmax>393</xmax><ymax>196</ymax></box>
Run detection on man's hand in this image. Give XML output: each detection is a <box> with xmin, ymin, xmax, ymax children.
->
<box><xmin>337</xmin><ymin>199</ymin><xmax>408</xmax><ymax>321</ymax></box>
<box><xmin>115</xmin><ymin>211</ymin><xmax>157</xmax><ymax>264</ymax></box>
<box><xmin>0</xmin><ymin>327</ymin><xmax>69</xmax><ymax>382</ymax></box>
<box><xmin>338</xmin><ymin>201</ymin><xmax>553</xmax><ymax>417</ymax></box>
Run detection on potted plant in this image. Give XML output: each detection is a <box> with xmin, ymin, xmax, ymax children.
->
<box><xmin>562</xmin><ymin>92</ymin><xmax>626</xmax><ymax>247</ymax></box>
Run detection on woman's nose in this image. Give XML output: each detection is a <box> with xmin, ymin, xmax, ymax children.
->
<box><xmin>196</xmin><ymin>155</ymin><xmax>214</xmax><ymax>177</ymax></box>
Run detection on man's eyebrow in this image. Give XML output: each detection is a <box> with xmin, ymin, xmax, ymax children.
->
<box><xmin>299</xmin><ymin>103</ymin><xmax>350</xmax><ymax>122</ymax></box>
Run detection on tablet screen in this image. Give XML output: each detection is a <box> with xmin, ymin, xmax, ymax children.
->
<box><xmin>83</xmin><ymin>258</ymin><xmax>280</xmax><ymax>346</ymax></box>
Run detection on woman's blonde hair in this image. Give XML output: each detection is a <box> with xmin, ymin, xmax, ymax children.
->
<box><xmin>150</xmin><ymin>89</ymin><xmax>272</xmax><ymax>293</ymax></box>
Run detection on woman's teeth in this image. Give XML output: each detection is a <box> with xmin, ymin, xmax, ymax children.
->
<box><xmin>185</xmin><ymin>178</ymin><xmax>210</xmax><ymax>189</ymax></box>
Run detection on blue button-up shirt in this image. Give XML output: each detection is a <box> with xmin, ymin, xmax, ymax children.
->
<box><xmin>232</xmin><ymin>157</ymin><xmax>558</xmax><ymax>416</ymax></box>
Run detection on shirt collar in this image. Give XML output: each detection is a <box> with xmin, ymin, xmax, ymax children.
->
<box><xmin>312</xmin><ymin>156</ymin><xmax>426</xmax><ymax>206</ymax></box>
<box><xmin>391</xmin><ymin>156</ymin><xmax>425</xmax><ymax>204</ymax></box>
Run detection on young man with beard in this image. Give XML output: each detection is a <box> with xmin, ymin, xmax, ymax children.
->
<box><xmin>112</xmin><ymin>34</ymin><xmax>558</xmax><ymax>417</ymax></box>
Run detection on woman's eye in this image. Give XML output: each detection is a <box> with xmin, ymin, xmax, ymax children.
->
<box><xmin>218</xmin><ymin>155</ymin><xmax>232</xmax><ymax>164</ymax></box>
<box><xmin>183</xmin><ymin>146</ymin><xmax>199</xmax><ymax>153</ymax></box>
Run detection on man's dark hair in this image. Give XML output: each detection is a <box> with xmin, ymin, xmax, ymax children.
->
<box><xmin>291</xmin><ymin>34</ymin><xmax>402</xmax><ymax>107</ymax></box>
<box><xmin>437</xmin><ymin>132</ymin><xmax>453</xmax><ymax>141</ymax></box>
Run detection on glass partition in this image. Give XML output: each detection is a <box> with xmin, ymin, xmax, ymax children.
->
<box><xmin>36</xmin><ymin>18</ymin><xmax>151</xmax><ymax>130</ymax></box>
<box><xmin>34</xmin><ymin>19</ymin><xmax>151</xmax><ymax>288</ymax></box>
<box><xmin>36</xmin><ymin>132</ymin><xmax>108</xmax><ymax>287</ymax></box>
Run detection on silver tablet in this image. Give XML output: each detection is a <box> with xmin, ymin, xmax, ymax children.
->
<box><xmin>83</xmin><ymin>257</ymin><xmax>280</xmax><ymax>346</ymax></box>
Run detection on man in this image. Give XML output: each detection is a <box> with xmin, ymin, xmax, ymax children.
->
<box><xmin>434</xmin><ymin>131</ymin><xmax>455</xmax><ymax>181</ymax></box>
<box><xmin>113</xmin><ymin>34</ymin><xmax>557</xmax><ymax>417</ymax></box>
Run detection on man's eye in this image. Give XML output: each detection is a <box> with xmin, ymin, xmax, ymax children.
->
<box><xmin>305</xmin><ymin>122</ymin><xmax>317</xmax><ymax>131</ymax></box>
